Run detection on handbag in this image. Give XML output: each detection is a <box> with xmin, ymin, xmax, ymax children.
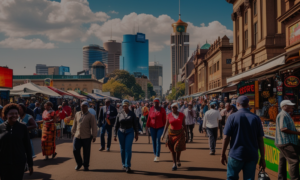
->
<box><xmin>257</xmin><ymin>170</ymin><xmax>270</xmax><ymax>180</ymax></box>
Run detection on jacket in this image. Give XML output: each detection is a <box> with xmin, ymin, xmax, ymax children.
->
<box><xmin>98</xmin><ymin>105</ymin><xmax>118</xmax><ymax>127</ymax></box>
<box><xmin>146</xmin><ymin>107</ymin><xmax>166</xmax><ymax>129</ymax></box>
<box><xmin>71</xmin><ymin>111</ymin><xmax>97</xmax><ymax>139</ymax></box>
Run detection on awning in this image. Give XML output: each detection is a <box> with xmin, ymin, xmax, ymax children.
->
<box><xmin>93</xmin><ymin>92</ymin><xmax>120</xmax><ymax>101</ymax></box>
<box><xmin>10</xmin><ymin>82</ymin><xmax>61</xmax><ymax>98</ymax></box>
<box><xmin>190</xmin><ymin>92</ymin><xmax>206</xmax><ymax>97</ymax></box>
<box><xmin>47</xmin><ymin>87</ymin><xmax>82</xmax><ymax>99</ymax></box>
<box><xmin>203</xmin><ymin>87</ymin><xmax>225</xmax><ymax>95</ymax></box>
<box><xmin>227</xmin><ymin>55</ymin><xmax>286</xmax><ymax>83</ymax></box>
<box><xmin>222</xmin><ymin>82</ymin><xmax>239</xmax><ymax>93</ymax></box>
<box><xmin>67</xmin><ymin>91</ymin><xmax>87</xmax><ymax>100</ymax></box>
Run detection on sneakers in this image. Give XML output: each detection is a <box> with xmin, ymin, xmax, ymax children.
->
<box><xmin>154</xmin><ymin>157</ymin><xmax>159</xmax><ymax>162</ymax></box>
<box><xmin>209</xmin><ymin>151</ymin><xmax>215</xmax><ymax>155</ymax></box>
<box><xmin>107</xmin><ymin>148</ymin><xmax>110</xmax><ymax>152</ymax></box>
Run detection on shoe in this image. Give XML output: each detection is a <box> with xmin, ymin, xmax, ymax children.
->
<box><xmin>52</xmin><ymin>152</ymin><xmax>57</xmax><ymax>159</ymax></box>
<box><xmin>84</xmin><ymin>167</ymin><xmax>89</xmax><ymax>171</ymax></box>
<box><xmin>190</xmin><ymin>139</ymin><xmax>193</xmax><ymax>142</ymax></box>
<box><xmin>107</xmin><ymin>148</ymin><xmax>110</xmax><ymax>152</ymax></box>
<box><xmin>154</xmin><ymin>157</ymin><xmax>159</xmax><ymax>162</ymax></box>
<box><xmin>172</xmin><ymin>166</ymin><xmax>177</xmax><ymax>171</ymax></box>
<box><xmin>210</xmin><ymin>152</ymin><xmax>215</xmax><ymax>155</ymax></box>
<box><xmin>44</xmin><ymin>156</ymin><xmax>49</xmax><ymax>160</ymax></box>
<box><xmin>75</xmin><ymin>165</ymin><xmax>82</xmax><ymax>170</ymax></box>
<box><xmin>217</xmin><ymin>137</ymin><xmax>222</xmax><ymax>140</ymax></box>
<box><xmin>99</xmin><ymin>147</ymin><xmax>105</xmax><ymax>151</ymax></box>
<box><xmin>122</xmin><ymin>166</ymin><xmax>126</xmax><ymax>170</ymax></box>
<box><xmin>177</xmin><ymin>162</ymin><xmax>181</xmax><ymax>167</ymax></box>
<box><xmin>126</xmin><ymin>167</ymin><xmax>133</xmax><ymax>173</ymax></box>
<box><xmin>139</xmin><ymin>131</ymin><xmax>143</xmax><ymax>134</ymax></box>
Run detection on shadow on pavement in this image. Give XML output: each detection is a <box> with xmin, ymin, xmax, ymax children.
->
<box><xmin>24</xmin><ymin>172</ymin><xmax>52</xmax><ymax>180</ymax></box>
<box><xmin>186</xmin><ymin>147</ymin><xmax>221</xmax><ymax>150</ymax></box>
<box><xmin>34</xmin><ymin>157</ymin><xmax>72</xmax><ymax>168</ymax></box>
<box><xmin>182</xmin><ymin>167</ymin><xmax>227</xmax><ymax>172</ymax></box>
<box><xmin>132</xmin><ymin>151</ymin><xmax>170</xmax><ymax>154</ymax></box>
<box><xmin>159</xmin><ymin>160</ymin><xmax>190</xmax><ymax>162</ymax></box>
<box><xmin>133</xmin><ymin>170</ymin><xmax>225</xmax><ymax>179</ymax></box>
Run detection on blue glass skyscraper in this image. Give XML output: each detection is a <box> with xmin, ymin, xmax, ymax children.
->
<box><xmin>119</xmin><ymin>33</ymin><xmax>149</xmax><ymax>77</ymax></box>
<box><xmin>83</xmin><ymin>44</ymin><xmax>108</xmax><ymax>73</ymax></box>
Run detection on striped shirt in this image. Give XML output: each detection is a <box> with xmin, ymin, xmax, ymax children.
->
<box><xmin>275</xmin><ymin>110</ymin><xmax>298</xmax><ymax>145</ymax></box>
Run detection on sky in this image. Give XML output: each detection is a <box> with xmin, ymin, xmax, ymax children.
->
<box><xmin>0</xmin><ymin>0</ymin><xmax>233</xmax><ymax>93</ymax></box>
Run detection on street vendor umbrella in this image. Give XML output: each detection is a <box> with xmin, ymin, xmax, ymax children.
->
<box><xmin>10</xmin><ymin>82</ymin><xmax>61</xmax><ymax>98</ymax></box>
<box><xmin>48</xmin><ymin>87</ymin><xmax>82</xmax><ymax>99</ymax></box>
<box><xmin>67</xmin><ymin>91</ymin><xmax>87</xmax><ymax>100</ymax></box>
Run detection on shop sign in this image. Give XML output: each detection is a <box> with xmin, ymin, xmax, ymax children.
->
<box><xmin>290</xmin><ymin>22</ymin><xmax>300</xmax><ymax>45</ymax></box>
<box><xmin>238</xmin><ymin>81</ymin><xmax>255</xmax><ymax>95</ymax></box>
<box><xmin>276</xmin><ymin>80</ymin><xmax>283</xmax><ymax>96</ymax></box>
<box><xmin>284</xmin><ymin>76</ymin><xmax>300</xmax><ymax>87</ymax></box>
<box><xmin>44</xmin><ymin>78</ymin><xmax>53</xmax><ymax>87</ymax></box>
<box><xmin>261</xmin><ymin>91</ymin><xmax>270</xmax><ymax>98</ymax></box>
<box><xmin>0</xmin><ymin>67</ymin><xmax>13</xmax><ymax>89</ymax></box>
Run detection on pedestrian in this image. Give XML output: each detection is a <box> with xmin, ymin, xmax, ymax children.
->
<box><xmin>29</xmin><ymin>100</ymin><xmax>35</xmax><ymax>110</ymax></box>
<box><xmin>202</xmin><ymin>103</ymin><xmax>221</xmax><ymax>155</ymax></box>
<box><xmin>72</xmin><ymin>101</ymin><xmax>97</xmax><ymax>171</ymax></box>
<box><xmin>41</xmin><ymin>101</ymin><xmax>58</xmax><ymax>160</ymax></box>
<box><xmin>56</xmin><ymin>105</ymin><xmax>66</xmax><ymax>139</ymax></box>
<box><xmin>146</xmin><ymin>98</ymin><xmax>166</xmax><ymax>162</ymax></box>
<box><xmin>0</xmin><ymin>103</ymin><xmax>33</xmax><ymax>180</ymax></box>
<box><xmin>219</xmin><ymin>103</ymin><xmax>236</xmax><ymax>139</ymax></box>
<box><xmin>134</xmin><ymin>103</ymin><xmax>143</xmax><ymax>134</ymax></box>
<box><xmin>223</xmin><ymin>97</ymin><xmax>229</xmax><ymax>103</ymax></box>
<box><xmin>184</xmin><ymin>103</ymin><xmax>196</xmax><ymax>142</ymax></box>
<box><xmin>179</xmin><ymin>101</ymin><xmax>185</xmax><ymax>113</ymax></box>
<box><xmin>0</xmin><ymin>105</ymin><xmax>4</xmax><ymax>124</ymax></box>
<box><xmin>18</xmin><ymin>104</ymin><xmax>37</xmax><ymax>158</ymax></box>
<box><xmin>275</xmin><ymin>100</ymin><xmax>300</xmax><ymax>180</ymax></box>
<box><xmin>88</xmin><ymin>104</ymin><xmax>97</xmax><ymax>119</ymax></box>
<box><xmin>161</xmin><ymin>103</ymin><xmax>186</xmax><ymax>171</ymax></box>
<box><xmin>33</xmin><ymin>102</ymin><xmax>43</xmax><ymax>121</ymax></box>
<box><xmin>114</xmin><ymin>100</ymin><xmax>139</xmax><ymax>173</ymax></box>
<box><xmin>217</xmin><ymin>102</ymin><xmax>225</xmax><ymax>140</ymax></box>
<box><xmin>221</xmin><ymin>96</ymin><xmax>266</xmax><ymax>180</ymax></box>
<box><xmin>166</xmin><ymin>104</ymin><xmax>172</xmax><ymax>115</ymax></box>
<box><xmin>141</xmin><ymin>103</ymin><xmax>149</xmax><ymax>133</ymax></box>
<box><xmin>98</xmin><ymin>98</ymin><xmax>118</xmax><ymax>151</ymax></box>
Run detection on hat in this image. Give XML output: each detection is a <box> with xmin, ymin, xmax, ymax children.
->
<box><xmin>122</xmin><ymin>99</ymin><xmax>130</xmax><ymax>106</ymax></box>
<box><xmin>236</xmin><ymin>96</ymin><xmax>249</xmax><ymax>106</ymax></box>
<box><xmin>105</xmin><ymin>98</ymin><xmax>111</xmax><ymax>102</ymax></box>
<box><xmin>81</xmin><ymin>101</ymin><xmax>89</xmax><ymax>106</ymax></box>
<box><xmin>154</xmin><ymin>98</ymin><xmax>160</xmax><ymax>103</ymax></box>
<box><xmin>280</xmin><ymin>100</ymin><xmax>295</xmax><ymax>108</ymax></box>
<box><xmin>171</xmin><ymin>103</ymin><xmax>178</xmax><ymax>108</ymax></box>
<box><xmin>0</xmin><ymin>105</ymin><xmax>2</xmax><ymax>109</ymax></box>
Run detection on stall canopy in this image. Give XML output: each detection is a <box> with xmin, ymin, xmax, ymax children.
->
<box><xmin>93</xmin><ymin>92</ymin><xmax>120</xmax><ymax>101</ymax></box>
<box><xmin>48</xmin><ymin>87</ymin><xmax>83</xmax><ymax>100</ymax></box>
<box><xmin>10</xmin><ymin>83</ymin><xmax>61</xmax><ymax>98</ymax></box>
<box><xmin>67</xmin><ymin>91</ymin><xmax>87</xmax><ymax>100</ymax></box>
<box><xmin>222</xmin><ymin>82</ymin><xmax>240</xmax><ymax>93</ymax></box>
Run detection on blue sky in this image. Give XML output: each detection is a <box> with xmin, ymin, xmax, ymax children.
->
<box><xmin>0</xmin><ymin>0</ymin><xmax>233</xmax><ymax>93</ymax></box>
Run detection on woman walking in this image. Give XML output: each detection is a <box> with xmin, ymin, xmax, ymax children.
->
<box><xmin>146</xmin><ymin>98</ymin><xmax>166</xmax><ymax>162</ymax></box>
<box><xmin>0</xmin><ymin>103</ymin><xmax>33</xmax><ymax>180</ymax></box>
<box><xmin>161</xmin><ymin>103</ymin><xmax>186</xmax><ymax>171</ymax></box>
<box><xmin>199</xmin><ymin>100</ymin><xmax>208</xmax><ymax>133</ymax></box>
<box><xmin>41</xmin><ymin>101</ymin><xmax>57</xmax><ymax>160</ymax></box>
<box><xmin>183</xmin><ymin>103</ymin><xmax>196</xmax><ymax>142</ymax></box>
<box><xmin>114</xmin><ymin>100</ymin><xmax>139</xmax><ymax>173</ymax></box>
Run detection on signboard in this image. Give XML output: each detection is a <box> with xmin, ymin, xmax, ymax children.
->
<box><xmin>0</xmin><ymin>67</ymin><xmax>13</xmax><ymax>89</ymax></box>
<box><xmin>284</xmin><ymin>76</ymin><xmax>300</xmax><ymax>87</ymax></box>
<box><xmin>290</xmin><ymin>22</ymin><xmax>300</xmax><ymax>45</ymax></box>
<box><xmin>136</xmin><ymin>33</ymin><xmax>145</xmax><ymax>43</ymax></box>
<box><xmin>44</xmin><ymin>78</ymin><xmax>53</xmax><ymax>87</ymax></box>
<box><xmin>237</xmin><ymin>81</ymin><xmax>255</xmax><ymax>95</ymax></box>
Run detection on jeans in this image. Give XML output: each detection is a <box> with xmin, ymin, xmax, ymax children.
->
<box><xmin>199</xmin><ymin>120</ymin><xmax>203</xmax><ymax>133</ymax></box>
<box><xmin>218</xmin><ymin>120</ymin><xmax>223</xmax><ymax>138</ymax></box>
<box><xmin>150</xmin><ymin>127</ymin><xmax>164</xmax><ymax>157</ymax></box>
<box><xmin>186</xmin><ymin>124</ymin><xmax>195</xmax><ymax>142</ymax></box>
<box><xmin>101</xmin><ymin>123</ymin><xmax>112</xmax><ymax>149</ymax></box>
<box><xmin>137</xmin><ymin>117</ymin><xmax>143</xmax><ymax>132</ymax></box>
<box><xmin>30</xmin><ymin>139</ymin><xmax>35</xmax><ymax>157</ymax></box>
<box><xmin>73</xmin><ymin>137</ymin><xmax>92</xmax><ymax>168</ymax></box>
<box><xmin>227</xmin><ymin>156</ymin><xmax>257</xmax><ymax>180</ymax></box>
<box><xmin>118</xmin><ymin>128</ymin><xmax>134</xmax><ymax>168</ymax></box>
<box><xmin>206</xmin><ymin>127</ymin><xmax>218</xmax><ymax>152</ymax></box>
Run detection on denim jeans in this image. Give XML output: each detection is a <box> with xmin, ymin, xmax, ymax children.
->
<box><xmin>206</xmin><ymin>127</ymin><xmax>218</xmax><ymax>152</ymax></box>
<box><xmin>73</xmin><ymin>137</ymin><xmax>92</xmax><ymax>168</ymax></box>
<box><xmin>30</xmin><ymin>139</ymin><xmax>35</xmax><ymax>157</ymax></box>
<box><xmin>118</xmin><ymin>128</ymin><xmax>134</xmax><ymax>168</ymax></box>
<box><xmin>101</xmin><ymin>123</ymin><xmax>112</xmax><ymax>148</ymax></box>
<box><xmin>199</xmin><ymin>120</ymin><xmax>203</xmax><ymax>133</ymax></box>
<box><xmin>150</xmin><ymin>127</ymin><xmax>164</xmax><ymax>157</ymax></box>
<box><xmin>227</xmin><ymin>156</ymin><xmax>257</xmax><ymax>180</ymax></box>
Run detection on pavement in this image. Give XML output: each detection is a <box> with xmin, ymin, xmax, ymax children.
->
<box><xmin>24</xmin><ymin>125</ymin><xmax>278</xmax><ymax>180</ymax></box>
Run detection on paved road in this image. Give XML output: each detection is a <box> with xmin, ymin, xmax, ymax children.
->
<box><xmin>24</xmin><ymin>125</ymin><xmax>277</xmax><ymax>180</ymax></box>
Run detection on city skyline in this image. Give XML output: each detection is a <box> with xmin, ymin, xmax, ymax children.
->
<box><xmin>0</xmin><ymin>0</ymin><xmax>233</xmax><ymax>93</ymax></box>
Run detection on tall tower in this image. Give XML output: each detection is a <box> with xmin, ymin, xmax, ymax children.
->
<box><xmin>103</xmin><ymin>40</ymin><xmax>121</xmax><ymax>75</ymax></box>
<box><xmin>170</xmin><ymin>0</ymin><xmax>189</xmax><ymax>87</ymax></box>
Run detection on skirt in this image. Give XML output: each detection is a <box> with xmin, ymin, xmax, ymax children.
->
<box><xmin>167</xmin><ymin>127</ymin><xmax>186</xmax><ymax>153</ymax></box>
<box><xmin>41</xmin><ymin>121</ymin><xmax>56</xmax><ymax>156</ymax></box>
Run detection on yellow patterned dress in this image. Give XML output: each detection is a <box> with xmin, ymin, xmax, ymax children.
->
<box><xmin>41</xmin><ymin>110</ymin><xmax>56</xmax><ymax>156</ymax></box>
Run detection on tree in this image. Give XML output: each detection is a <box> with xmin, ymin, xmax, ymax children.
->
<box><xmin>147</xmin><ymin>83</ymin><xmax>156</xmax><ymax>98</ymax></box>
<box><xmin>131</xmin><ymin>83</ymin><xmax>145</xmax><ymax>100</ymax></box>
<box><xmin>166</xmin><ymin>82</ymin><xmax>185</xmax><ymax>101</ymax></box>
<box><xmin>107</xmin><ymin>70</ymin><xmax>136</xmax><ymax>89</ymax></box>
<box><xmin>102</xmin><ymin>79</ymin><xmax>132</xmax><ymax>99</ymax></box>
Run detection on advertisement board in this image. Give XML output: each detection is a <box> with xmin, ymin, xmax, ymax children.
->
<box><xmin>290</xmin><ymin>21</ymin><xmax>300</xmax><ymax>45</ymax></box>
<box><xmin>0</xmin><ymin>67</ymin><xmax>13</xmax><ymax>89</ymax></box>
<box><xmin>136</xmin><ymin>33</ymin><xmax>145</xmax><ymax>43</ymax></box>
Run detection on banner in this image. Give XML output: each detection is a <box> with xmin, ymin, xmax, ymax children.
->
<box><xmin>0</xmin><ymin>67</ymin><xmax>13</xmax><ymax>88</ymax></box>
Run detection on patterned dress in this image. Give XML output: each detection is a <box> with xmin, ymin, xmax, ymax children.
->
<box><xmin>167</xmin><ymin>113</ymin><xmax>186</xmax><ymax>153</ymax></box>
<box><xmin>42</xmin><ymin>110</ymin><xmax>56</xmax><ymax>156</ymax></box>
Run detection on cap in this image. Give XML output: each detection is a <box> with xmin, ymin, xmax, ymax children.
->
<box><xmin>236</xmin><ymin>96</ymin><xmax>249</xmax><ymax>106</ymax></box>
<box><xmin>105</xmin><ymin>98</ymin><xmax>111</xmax><ymax>102</ymax></box>
<box><xmin>81</xmin><ymin>101</ymin><xmax>89</xmax><ymax>106</ymax></box>
<box><xmin>280</xmin><ymin>100</ymin><xmax>295</xmax><ymax>108</ymax></box>
<box><xmin>122</xmin><ymin>99</ymin><xmax>130</xmax><ymax>106</ymax></box>
<box><xmin>154</xmin><ymin>98</ymin><xmax>160</xmax><ymax>103</ymax></box>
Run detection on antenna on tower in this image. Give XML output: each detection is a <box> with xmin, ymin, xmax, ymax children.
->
<box><xmin>179</xmin><ymin>0</ymin><xmax>181</xmax><ymax>19</ymax></box>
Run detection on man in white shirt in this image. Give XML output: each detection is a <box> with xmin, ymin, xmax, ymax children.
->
<box><xmin>184</xmin><ymin>103</ymin><xmax>196</xmax><ymax>142</ymax></box>
<box><xmin>203</xmin><ymin>103</ymin><xmax>222</xmax><ymax>155</ymax></box>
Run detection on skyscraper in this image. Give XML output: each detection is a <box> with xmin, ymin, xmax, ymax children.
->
<box><xmin>119</xmin><ymin>33</ymin><xmax>149</xmax><ymax>77</ymax></box>
<box><xmin>103</xmin><ymin>40</ymin><xmax>121</xmax><ymax>75</ymax></box>
<box><xmin>83</xmin><ymin>44</ymin><xmax>108</xmax><ymax>73</ymax></box>
<box><xmin>91</xmin><ymin>61</ymin><xmax>106</xmax><ymax>80</ymax></box>
<box><xmin>149</xmin><ymin>61</ymin><xmax>163</xmax><ymax>98</ymax></box>
<box><xmin>36</xmin><ymin>64</ymin><xmax>48</xmax><ymax>75</ymax></box>
<box><xmin>170</xmin><ymin>12</ymin><xmax>189</xmax><ymax>87</ymax></box>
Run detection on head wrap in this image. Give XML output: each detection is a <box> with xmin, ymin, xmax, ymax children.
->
<box><xmin>122</xmin><ymin>99</ymin><xmax>130</xmax><ymax>106</ymax></box>
<box><xmin>171</xmin><ymin>103</ymin><xmax>178</xmax><ymax>108</ymax></box>
<box><xmin>154</xmin><ymin>98</ymin><xmax>160</xmax><ymax>103</ymax></box>
<box><xmin>81</xmin><ymin>101</ymin><xmax>89</xmax><ymax>107</ymax></box>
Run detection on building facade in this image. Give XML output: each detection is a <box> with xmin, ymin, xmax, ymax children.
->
<box><xmin>48</xmin><ymin>66</ymin><xmax>59</xmax><ymax>75</ymax></box>
<box><xmin>149</xmin><ymin>62</ymin><xmax>163</xmax><ymax>98</ymax></box>
<box><xmin>91</xmin><ymin>61</ymin><xmax>106</xmax><ymax>80</ymax></box>
<box><xmin>36</xmin><ymin>64</ymin><xmax>48</xmax><ymax>75</ymax></box>
<box><xmin>135</xmin><ymin>76</ymin><xmax>152</xmax><ymax>99</ymax></box>
<box><xmin>83</xmin><ymin>44</ymin><xmax>108</xmax><ymax>73</ymax></box>
<box><xmin>103</xmin><ymin>40</ymin><xmax>122</xmax><ymax>75</ymax></box>
<box><xmin>59</xmin><ymin>66</ymin><xmax>70</xmax><ymax>75</ymax></box>
<box><xmin>119</xmin><ymin>33</ymin><xmax>149</xmax><ymax>77</ymax></box>
<box><xmin>171</xmin><ymin>17</ymin><xmax>189</xmax><ymax>87</ymax></box>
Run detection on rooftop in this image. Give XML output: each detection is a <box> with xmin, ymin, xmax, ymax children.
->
<box><xmin>200</xmin><ymin>41</ymin><xmax>211</xmax><ymax>49</ymax></box>
<box><xmin>13</xmin><ymin>75</ymin><xmax>92</xmax><ymax>80</ymax></box>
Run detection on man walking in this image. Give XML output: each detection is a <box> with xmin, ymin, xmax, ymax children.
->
<box><xmin>275</xmin><ymin>100</ymin><xmax>300</xmax><ymax>180</ymax></box>
<box><xmin>219</xmin><ymin>103</ymin><xmax>236</xmax><ymax>139</ymax></box>
<box><xmin>184</xmin><ymin>103</ymin><xmax>196</xmax><ymax>142</ymax></box>
<box><xmin>221</xmin><ymin>96</ymin><xmax>265</xmax><ymax>180</ymax></box>
<box><xmin>72</xmin><ymin>101</ymin><xmax>97</xmax><ymax>171</ymax></box>
<box><xmin>203</xmin><ymin>103</ymin><xmax>221</xmax><ymax>155</ymax></box>
<box><xmin>98</xmin><ymin>98</ymin><xmax>118</xmax><ymax>151</ymax></box>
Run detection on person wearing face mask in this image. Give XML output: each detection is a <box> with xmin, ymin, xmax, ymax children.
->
<box><xmin>0</xmin><ymin>103</ymin><xmax>33</xmax><ymax>180</ymax></box>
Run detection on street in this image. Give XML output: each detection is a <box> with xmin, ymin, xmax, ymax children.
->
<box><xmin>24</xmin><ymin>126</ymin><xmax>277</xmax><ymax>180</ymax></box>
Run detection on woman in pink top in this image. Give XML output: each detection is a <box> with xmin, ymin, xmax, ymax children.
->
<box><xmin>161</xmin><ymin>103</ymin><xmax>187</xmax><ymax>171</ymax></box>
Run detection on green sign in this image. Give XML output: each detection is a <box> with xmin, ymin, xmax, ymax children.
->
<box><xmin>177</xmin><ymin>25</ymin><xmax>185</xmax><ymax>32</ymax></box>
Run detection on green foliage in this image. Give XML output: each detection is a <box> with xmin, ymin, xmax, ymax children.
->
<box><xmin>102</xmin><ymin>79</ymin><xmax>132</xmax><ymax>99</ymax></box>
<box><xmin>147</xmin><ymin>83</ymin><xmax>156</xmax><ymax>98</ymax></box>
<box><xmin>167</xmin><ymin>82</ymin><xmax>185</xmax><ymax>101</ymax></box>
<box><xmin>131</xmin><ymin>83</ymin><xmax>145</xmax><ymax>100</ymax></box>
<box><xmin>108</xmin><ymin>70</ymin><xmax>136</xmax><ymax>89</ymax></box>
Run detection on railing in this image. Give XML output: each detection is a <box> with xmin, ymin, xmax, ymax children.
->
<box><xmin>13</xmin><ymin>75</ymin><xmax>92</xmax><ymax>80</ymax></box>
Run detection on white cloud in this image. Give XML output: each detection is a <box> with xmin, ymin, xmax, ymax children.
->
<box><xmin>0</xmin><ymin>38</ymin><xmax>56</xmax><ymax>49</ymax></box>
<box><xmin>109</xmin><ymin>10</ymin><xmax>119</xmax><ymax>14</ymax></box>
<box><xmin>0</xmin><ymin>0</ymin><xmax>110</xmax><ymax>43</ymax></box>
<box><xmin>87</xmin><ymin>13</ymin><xmax>233</xmax><ymax>52</ymax></box>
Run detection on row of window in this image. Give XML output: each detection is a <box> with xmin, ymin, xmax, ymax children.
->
<box><xmin>209</xmin><ymin>80</ymin><xmax>221</xmax><ymax>90</ymax></box>
<box><xmin>60</xmin><ymin>88</ymin><xmax>87</xmax><ymax>92</ymax></box>
<box><xmin>209</xmin><ymin>61</ymin><xmax>220</xmax><ymax>75</ymax></box>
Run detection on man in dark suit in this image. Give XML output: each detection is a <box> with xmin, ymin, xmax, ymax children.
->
<box><xmin>98</xmin><ymin>98</ymin><xmax>118</xmax><ymax>151</ymax></box>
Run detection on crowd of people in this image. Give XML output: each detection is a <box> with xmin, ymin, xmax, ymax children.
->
<box><xmin>1</xmin><ymin>94</ymin><xmax>299</xmax><ymax>179</ymax></box>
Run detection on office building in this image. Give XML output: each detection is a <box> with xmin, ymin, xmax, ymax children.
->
<box><xmin>36</xmin><ymin>64</ymin><xmax>48</xmax><ymax>75</ymax></box>
<box><xmin>149</xmin><ymin>62</ymin><xmax>163</xmax><ymax>97</ymax></box>
<box><xmin>91</xmin><ymin>61</ymin><xmax>106</xmax><ymax>80</ymax></box>
<box><xmin>171</xmin><ymin>15</ymin><xmax>189</xmax><ymax>87</ymax></box>
<box><xmin>48</xmin><ymin>66</ymin><xmax>59</xmax><ymax>75</ymax></box>
<box><xmin>59</xmin><ymin>66</ymin><xmax>70</xmax><ymax>75</ymax></box>
<box><xmin>119</xmin><ymin>33</ymin><xmax>149</xmax><ymax>77</ymax></box>
<box><xmin>83</xmin><ymin>44</ymin><xmax>108</xmax><ymax>73</ymax></box>
<box><xmin>103</xmin><ymin>40</ymin><xmax>121</xmax><ymax>75</ymax></box>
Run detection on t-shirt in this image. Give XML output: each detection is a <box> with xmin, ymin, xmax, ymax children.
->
<box><xmin>202</xmin><ymin>109</ymin><xmax>221</xmax><ymax>128</ymax></box>
<box><xmin>168</xmin><ymin>112</ymin><xmax>184</xmax><ymax>130</ymax></box>
<box><xmin>223</xmin><ymin>108</ymin><xmax>264</xmax><ymax>162</ymax></box>
<box><xmin>275</xmin><ymin>110</ymin><xmax>298</xmax><ymax>145</ymax></box>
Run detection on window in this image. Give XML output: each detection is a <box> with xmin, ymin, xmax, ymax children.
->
<box><xmin>245</xmin><ymin>11</ymin><xmax>248</xmax><ymax>25</ymax></box>
<box><xmin>237</xmin><ymin>36</ymin><xmax>239</xmax><ymax>53</ymax></box>
<box><xmin>217</xmin><ymin>61</ymin><xmax>219</xmax><ymax>71</ymax></box>
<box><xmin>214</xmin><ymin>64</ymin><xmax>216</xmax><ymax>73</ymax></box>
<box><xmin>226</xmin><ymin>59</ymin><xmax>232</xmax><ymax>64</ymax></box>
<box><xmin>82</xmin><ymin>88</ymin><xmax>87</xmax><ymax>92</ymax></box>
<box><xmin>254</xmin><ymin>22</ymin><xmax>258</xmax><ymax>45</ymax></box>
<box><xmin>254</xmin><ymin>1</ymin><xmax>257</xmax><ymax>15</ymax></box>
<box><xmin>218</xmin><ymin>80</ymin><xmax>220</xmax><ymax>87</ymax></box>
<box><xmin>67</xmin><ymin>88</ymin><xmax>72</xmax><ymax>90</ymax></box>
<box><xmin>245</xmin><ymin>30</ymin><xmax>248</xmax><ymax>49</ymax></box>
<box><xmin>74</xmin><ymin>88</ymin><xmax>80</xmax><ymax>92</ymax></box>
<box><xmin>209</xmin><ymin>67</ymin><xmax>212</xmax><ymax>75</ymax></box>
